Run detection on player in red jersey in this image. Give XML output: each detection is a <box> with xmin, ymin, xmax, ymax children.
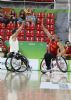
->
<box><xmin>42</xmin><ymin>23</ymin><xmax>65</xmax><ymax>71</ymax></box>
<box><xmin>0</xmin><ymin>36</ymin><xmax>8</xmax><ymax>57</ymax></box>
<box><xmin>64</xmin><ymin>41</ymin><xmax>71</xmax><ymax>59</ymax></box>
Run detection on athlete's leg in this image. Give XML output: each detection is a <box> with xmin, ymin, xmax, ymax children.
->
<box><xmin>44</xmin><ymin>52</ymin><xmax>54</xmax><ymax>70</ymax></box>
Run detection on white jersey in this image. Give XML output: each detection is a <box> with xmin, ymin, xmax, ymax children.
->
<box><xmin>9</xmin><ymin>36</ymin><xmax>19</xmax><ymax>53</ymax></box>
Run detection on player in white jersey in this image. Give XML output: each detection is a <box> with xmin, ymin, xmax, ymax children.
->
<box><xmin>7</xmin><ymin>21</ymin><xmax>31</xmax><ymax>71</ymax></box>
<box><xmin>9</xmin><ymin>21</ymin><xmax>24</xmax><ymax>53</ymax></box>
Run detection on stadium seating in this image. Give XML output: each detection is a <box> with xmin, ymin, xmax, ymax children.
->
<box><xmin>17</xmin><ymin>22</ymin><xmax>25</xmax><ymax>30</ymax></box>
<box><xmin>5</xmin><ymin>30</ymin><xmax>12</xmax><ymax>36</ymax></box>
<box><xmin>26</xmin><ymin>30</ymin><xmax>34</xmax><ymax>37</ymax></box>
<box><xmin>18</xmin><ymin>30</ymin><xmax>24</xmax><ymax>36</ymax></box>
<box><xmin>0</xmin><ymin>9</ymin><xmax>55</xmax><ymax>43</ymax></box>
<box><xmin>37</xmin><ymin>17</ymin><xmax>44</xmax><ymax>24</ymax></box>
<box><xmin>25</xmin><ymin>37</ymin><xmax>34</xmax><ymax>41</ymax></box>
<box><xmin>30</xmin><ymin>31</ymin><xmax>35</xmax><ymax>37</ymax></box>
<box><xmin>50</xmin><ymin>19</ymin><xmax>55</xmax><ymax>25</ymax></box>
<box><xmin>0</xmin><ymin>23</ymin><xmax>5</xmax><ymax>29</ymax></box>
<box><xmin>35</xmin><ymin>37</ymin><xmax>41</xmax><ymax>42</ymax></box>
<box><xmin>36</xmin><ymin>31</ymin><xmax>40</xmax><ymax>37</ymax></box>
<box><xmin>36</xmin><ymin>31</ymin><xmax>45</xmax><ymax>37</ymax></box>
<box><xmin>46</xmin><ymin>25</ymin><xmax>54</xmax><ymax>31</ymax></box>
<box><xmin>45</xmin><ymin>37</ymin><xmax>50</xmax><ymax>43</ymax></box>
<box><xmin>5</xmin><ymin>36</ymin><xmax>10</xmax><ymax>41</ymax></box>
<box><xmin>18</xmin><ymin>36</ymin><xmax>24</xmax><ymax>41</ymax></box>
<box><xmin>6</xmin><ymin>22</ymin><xmax>15</xmax><ymax>30</ymax></box>
<box><xmin>40</xmin><ymin>31</ymin><xmax>45</xmax><ymax>37</ymax></box>
<box><xmin>36</xmin><ymin>24</ymin><xmax>42</xmax><ymax>31</ymax></box>
<box><xmin>26</xmin><ymin>22</ymin><xmax>35</xmax><ymax>30</ymax></box>
<box><xmin>45</xmin><ymin>13</ymin><xmax>55</xmax><ymax>41</ymax></box>
<box><xmin>35</xmin><ymin>31</ymin><xmax>45</xmax><ymax>42</ymax></box>
<box><xmin>46</xmin><ymin>19</ymin><xmax>55</xmax><ymax>25</ymax></box>
<box><xmin>46</xmin><ymin>13</ymin><xmax>55</xmax><ymax>19</ymax></box>
<box><xmin>26</xmin><ymin>23</ymin><xmax>30</xmax><ymax>30</ymax></box>
<box><xmin>35</xmin><ymin>37</ymin><xmax>45</xmax><ymax>42</ymax></box>
<box><xmin>40</xmin><ymin>37</ymin><xmax>45</xmax><ymax>42</ymax></box>
<box><xmin>0</xmin><ymin>29</ymin><xmax>5</xmax><ymax>36</ymax></box>
<box><xmin>50</xmin><ymin>31</ymin><xmax>55</xmax><ymax>35</ymax></box>
<box><xmin>37</xmin><ymin>12</ymin><xmax>45</xmax><ymax>18</ymax></box>
<box><xmin>30</xmin><ymin>23</ymin><xmax>35</xmax><ymax>30</ymax></box>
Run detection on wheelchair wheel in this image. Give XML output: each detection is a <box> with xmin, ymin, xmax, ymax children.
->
<box><xmin>5</xmin><ymin>57</ymin><xmax>14</xmax><ymax>72</ymax></box>
<box><xmin>11</xmin><ymin>56</ymin><xmax>22</xmax><ymax>71</ymax></box>
<box><xmin>40</xmin><ymin>58</ymin><xmax>48</xmax><ymax>74</ymax></box>
<box><xmin>56</xmin><ymin>56</ymin><xmax>68</xmax><ymax>73</ymax></box>
<box><xmin>11</xmin><ymin>56</ymin><xmax>29</xmax><ymax>72</ymax></box>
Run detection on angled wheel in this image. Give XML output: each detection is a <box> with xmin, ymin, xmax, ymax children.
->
<box><xmin>40</xmin><ymin>58</ymin><xmax>48</xmax><ymax>74</ymax></box>
<box><xmin>56</xmin><ymin>56</ymin><xmax>68</xmax><ymax>73</ymax></box>
<box><xmin>5</xmin><ymin>57</ymin><xmax>14</xmax><ymax>72</ymax></box>
<box><xmin>11</xmin><ymin>55</ymin><xmax>29</xmax><ymax>72</ymax></box>
<box><xmin>11</xmin><ymin>56</ymin><xmax>22</xmax><ymax>71</ymax></box>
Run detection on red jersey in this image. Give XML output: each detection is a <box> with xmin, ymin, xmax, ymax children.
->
<box><xmin>49</xmin><ymin>40</ymin><xmax>58</xmax><ymax>56</ymax></box>
<box><xmin>65</xmin><ymin>46</ymin><xmax>71</xmax><ymax>54</ymax></box>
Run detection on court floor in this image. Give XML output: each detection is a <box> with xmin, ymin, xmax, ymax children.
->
<box><xmin>0</xmin><ymin>69</ymin><xmax>71</xmax><ymax>100</ymax></box>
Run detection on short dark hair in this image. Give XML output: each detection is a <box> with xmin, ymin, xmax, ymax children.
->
<box><xmin>65</xmin><ymin>41</ymin><xmax>70</xmax><ymax>44</ymax></box>
<box><xmin>12</xmin><ymin>28</ymin><xmax>17</xmax><ymax>34</ymax></box>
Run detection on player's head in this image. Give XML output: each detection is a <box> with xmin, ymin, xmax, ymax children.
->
<box><xmin>12</xmin><ymin>28</ymin><xmax>17</xmax><ymax>34</ymax></box>
<box><xmin>51</xmin><ymin>34</ymin><xmax>59</xmax><ymax>41</ymax></box>
<box><xmin>65</xmin><ymin>41</ymin><xmax>71</xmax><ymax>46</ymax></box>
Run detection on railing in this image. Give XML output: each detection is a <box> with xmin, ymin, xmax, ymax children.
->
<box><xmin>0</xmin><ymin>0</ymin><xmax>54</xmax><ymax>9</ymax></box>
<box><xmin>0</xmin><ymin>0</ymin><xmax>54</xmax><ymax>3</ymax></box>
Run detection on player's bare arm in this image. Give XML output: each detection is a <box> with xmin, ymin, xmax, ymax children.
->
<box><xmin>57</xmin><ymin>42</ymin><xmax>66</xmax><ymax>56</ymax></box>
<box><xmin>42</xmin><ymin>23</ymin><xmax>52</xmax><ymax>39</ymax></box>
<box><xmin>12</xmin><ymin>21</ymin><xmax>24</xmax><ymax>39</ymax></box>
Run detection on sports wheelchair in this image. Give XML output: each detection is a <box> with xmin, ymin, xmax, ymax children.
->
<box><xmin>40</xmin><ymin>56</ymin><xmax>68</xmax><ymax>74</ymax></box>
<box><xmin>5</xmin><ymin>52</ymin><xmax>31</xmax><ymax>72</ymax></box>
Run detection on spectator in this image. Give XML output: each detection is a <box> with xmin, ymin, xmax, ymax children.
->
<box><xmin>9</xmin><ymin>21</ymin><xmax>24</xmax><ymax>53</ymax></box>
<box><xmin>0</xmin><ymin>8</ymin><xmax>9</xmax><ymax>25</ymax></box>
<box><xmin>24</xmin><ymin>8</ymin><xmax>36</xmax><ymax>24</ymax></box>
<box><xmin>0</xmin><ymin>36</ymin><xmax>8</xmax><ymax>57</ymax></box>
<box><xmin>64</xmin><ymin>41</ymin><xmax>71</xmax><ymax>59</ymax></box>
<box><xmin>18</xmin><ymin>9</ymin><xmax>26</xmax><ymax>23</ymax></box>
<box><xmin>41</xmin><ymin>23</ymin><xmax>65</xmax><ymax>74</ymax></box>
<box><xmin>0</xmin><ymin>8</ymin><xmax>4</xmax><ymax>23</ymax></box>
<box><xmin>9</xmin><ymin>9</ymin><xmax>18</xmax><ymax>23</ymax></box>
<box><xmin>3</xmin><ymin>11</ymin><xmax>10</xmax><ymax>26</ymax></box>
